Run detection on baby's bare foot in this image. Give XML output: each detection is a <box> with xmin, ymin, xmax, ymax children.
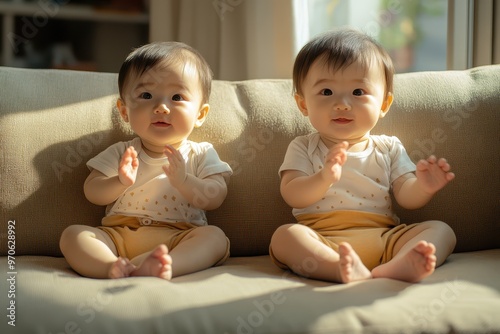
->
<box><xmin>339</xmin><ymin>242</ymin><xmax>372</xmax><ymax>283</ymax></box>
<box><xmin>372</xmin><ymin>241</ymin><xmax>436</xmax><ymax>283</ymax></box>
<box><xmin>108</xmin><ymin>257</ymin><xmax>135</xmax><ymax>279</ymax></box>
<box><xmin>130</xmin><ymin>245</ymin><xmax>173</xmax><ymax>280</ymax></box>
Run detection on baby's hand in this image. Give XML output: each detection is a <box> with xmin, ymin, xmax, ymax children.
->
<box><xmin>416</xmin><ymin>156</ymin><xmax>455</xmax><ymax>195</ymax></box>
<box><xmin>321</xmin><ymin>141</ymin><xmax>348</xmax><ymax>184</ymax></box>
<box><xmin>118</xmin><ymin>146</ymin><xmax>139</xmax><ymax>186</ymax></box>
<box><xmin>162</xmin><ymin>145</ymin><xmax>187</xmax><ymax>188</ymax></box>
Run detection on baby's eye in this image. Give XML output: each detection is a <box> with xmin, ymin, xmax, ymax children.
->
<box><xmin>321</xmin><ymin>89</ymin><xmax>333</xmax><ymax>96</ymax></box>
<box><xmin>352</xmin><ymin>89</ymin><xmax>364</xmax><ymax>96</ymax></box>
<box><xmin>140</xmin><ymin>92</ymin><xmax>152</xmax><ymax>99</ymax></box>
<box><xmin>172</xmin><ymin>94</ymin><xmax>183</xmax><ymax>101</ymax></box>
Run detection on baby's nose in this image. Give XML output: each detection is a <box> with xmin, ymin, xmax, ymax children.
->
<box><xmin>155</xmin><ymin>104</ymin><xmax>170</xmax><ymax>114</ymax></box>
<box><xmin>334</xmin><ymin>102</ymin><xmax>350</xmax><ymax>111</ymax></box>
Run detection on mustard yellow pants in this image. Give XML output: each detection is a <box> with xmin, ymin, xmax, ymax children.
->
<box><xmin>98</xmin><ymin>215</ymin><xmax>230</xmax><ymax>265</ymax></box>
<box><xmin>270</xmin><ymin>210</ymin><xmax>419</xmax><ymax>271</ymax></box>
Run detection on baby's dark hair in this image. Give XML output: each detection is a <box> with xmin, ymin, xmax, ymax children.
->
<box><xmin>118</xmin><ymin>41</ymin><xmax>213</xmax><ymax>103</ymax></box>
<box><xmin>293</xmin><ymin>28</ymin><xmax>394</xmax><ymax>98</ymax></box>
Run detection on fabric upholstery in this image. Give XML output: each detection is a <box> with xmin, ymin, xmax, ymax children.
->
<box><xmin>0</xmin><ymin>65</ymin><xmax>499</xmax><ymax>334</ymax></box>
<box><xmin>1</xmin><ymin>250</ymin><xmax>500</xmax><ymax>334</ymax></box>
<box><xmin>1</xmin><ymin>66</ymin><xmax>499</xmax><ymax>257</ymax></box>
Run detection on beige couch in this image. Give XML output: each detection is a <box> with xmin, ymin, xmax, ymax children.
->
<box><xmin>1</xmin><ymin>65</ymin><xmax>499</xmax><ymax>334</ymax></box>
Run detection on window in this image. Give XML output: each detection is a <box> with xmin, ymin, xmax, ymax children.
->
<box><xmin>302</xmin><ymin>0</ymin><xmax>448</xmax><ymax>73</ymax></box>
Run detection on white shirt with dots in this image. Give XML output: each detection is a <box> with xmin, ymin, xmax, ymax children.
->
<box><xmin>87</xmin><ymin>137</ymin><xmax>232</xmax><ymax>226</ymax></box>
<box><xmin>279</xmin><ymin>133</ymin><xmax>416</xmax><ymax>223</ymax></box>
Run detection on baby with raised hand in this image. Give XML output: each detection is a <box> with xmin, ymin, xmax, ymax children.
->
<box><xmin>269</xmin><ymin>28</ymin><xmax>456</xmax><ymax>284</ymax></box>
<box><xmin>60</xmin><ymin>42</ymin><xmax>232</xmax><ymax>280</ymax></box>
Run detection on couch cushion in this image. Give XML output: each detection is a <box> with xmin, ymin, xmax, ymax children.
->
<box><xmin>1</xmin><ymin>250</ymin><xmax>500</xmax><ymax>333</ymax></box>
<box><xmin>377</xmin><ymin>66</ymin><xmax>500</xmax><ymax>252</ymax></box>
<box><xmin>0</xmin><ymin>66</ymin><xmax>499</xmax><ymax>256</ymax></box>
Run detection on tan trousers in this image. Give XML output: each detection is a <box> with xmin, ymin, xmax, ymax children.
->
<box><xmin>98</xmin><ymin>215</ymin><xmax>230</xmax><ymax>265</ymax></box>
<box><xmin>270</xmin><ymin>210</ymin><xmax>419</xmax><ymax>271</ymax></box>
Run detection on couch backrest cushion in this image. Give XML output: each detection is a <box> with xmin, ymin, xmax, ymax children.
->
<box><xmin>1</xmin><ymin>66</ymin><xmax>499</xmax><ymax>256</ymax></box>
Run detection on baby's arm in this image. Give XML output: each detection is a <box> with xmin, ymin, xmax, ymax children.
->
<box><xmin>280</xmin><ymin>141</ymin><xmax>348</xmax><ymax>209</ymax></box>
<box><xmin>393</xmin><ymin>155</ymin><xmax>455</xmax><ymax>209</ymax></box>
<box><xmin>163</xmin><ymin>145</ymin><xmax>228</xmax><ymax>210</ymax></box>
<box><xmin>84</xmin><ymin>147</ymin><xmax>139</xmax><ymax>205</ymax></box>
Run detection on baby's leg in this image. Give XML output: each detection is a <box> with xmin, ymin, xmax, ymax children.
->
<box><xmin>165</xmin><ymin>225</ymin><xmax>229</xmax><ymax>278</ymax></box>
<box><xmin>129</xmin><ymin>244</ymin><xmax>173</xmax><ymax>280</ymax></box>
<box><xmin>108</xmin><ymin>257</ymin><xmax>135</xmax><ymax>279</ymax></box>
<box><xmin>338</xmin><ymin>242</ymin><xmax>372</xmax><ymax>283</ymax></box>
<box><xmin>270</xmin><ymin>224</ymin><xmax>371</xmax><ymax>283</ymax></box>
<box><xmin>60</xmin><ymin>225</ymin><xmax>124</xmax><ymax>279</ymax></box>
<box><xmin>372</xmin><ymin>221</ymin><xmax>456</xmax><ymax>282</ymax></box>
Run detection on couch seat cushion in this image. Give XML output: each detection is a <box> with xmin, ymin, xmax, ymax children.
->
<box><xmin>1</xmin><ymin>250</ymin><xmax>499</xmax><ymax>334</ymax></box>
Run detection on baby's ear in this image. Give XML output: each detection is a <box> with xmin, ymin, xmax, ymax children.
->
<box><xmin>117</xmin><ymin>98</ymin><xmax>129</xmax><ymax>122</ymax></box>
<box><xmin>195</xmin><ymin>103</ymin><xmax>210</xmax><ymax>128</ymax></box>
<box><xmin>380</xmin><ymin>93</ymin><xmax>394</xmax><ymax>118</ymax></box>
<box><xmin>294</xmin><ymin>94</ymin><xmax>308</xmax><ymax>116</ymax></box>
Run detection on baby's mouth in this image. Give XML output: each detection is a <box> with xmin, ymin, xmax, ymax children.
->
<box><xmin>153</xmin><ymin>121</ymin><xmax>171</xmax><ymax>127</ymax></box>
<box><xmin>153</xmin><ymin>121</ymin><xmax>170</xmax><ymax>126</ymax></box>
<box><xmin>333</xmin><ymin>118</ymin><xmax>352</xmax><ymax>124</ymax></box>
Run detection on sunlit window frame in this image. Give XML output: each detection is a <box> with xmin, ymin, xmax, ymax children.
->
<box><xmin>448</xmin><ymin>0</ymin><xmax>499</xmax><ymax>69</ymax></box>
<box><xmin>447</xmin><ymin>0</ymin><xmax>474</xmax><ymax>70</ymax></box>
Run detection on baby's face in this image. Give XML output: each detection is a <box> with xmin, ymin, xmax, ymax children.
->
<box><xmin>296</xmin><ymin>57</ymin><xmax>391</xmax><ymax>148</ymax></box>
<box><xmin>120</xmin><ymin>62</ymin><xmax>207</xmax><ymax>152</ymax></box>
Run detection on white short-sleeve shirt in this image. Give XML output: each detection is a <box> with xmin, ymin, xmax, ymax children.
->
<box><xmin>279</xmin><ymin>133</ymin><xmax>416</xmax><ymax>222</ymax></box>
<box><xmin>87</xmin><ymin>137</ymin><xmax>232</xmax><ymax>226</ymax></box>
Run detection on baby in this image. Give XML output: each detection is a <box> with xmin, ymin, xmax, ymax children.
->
<box><xmin>269</xmin><ymin>28</ymin><xmax>456</xmax><ymax>283</ymax></box>
<box><xmin>60</xmin><ymin>42</ymin><xmax>232</xmax><ymax>280</ymax></box>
